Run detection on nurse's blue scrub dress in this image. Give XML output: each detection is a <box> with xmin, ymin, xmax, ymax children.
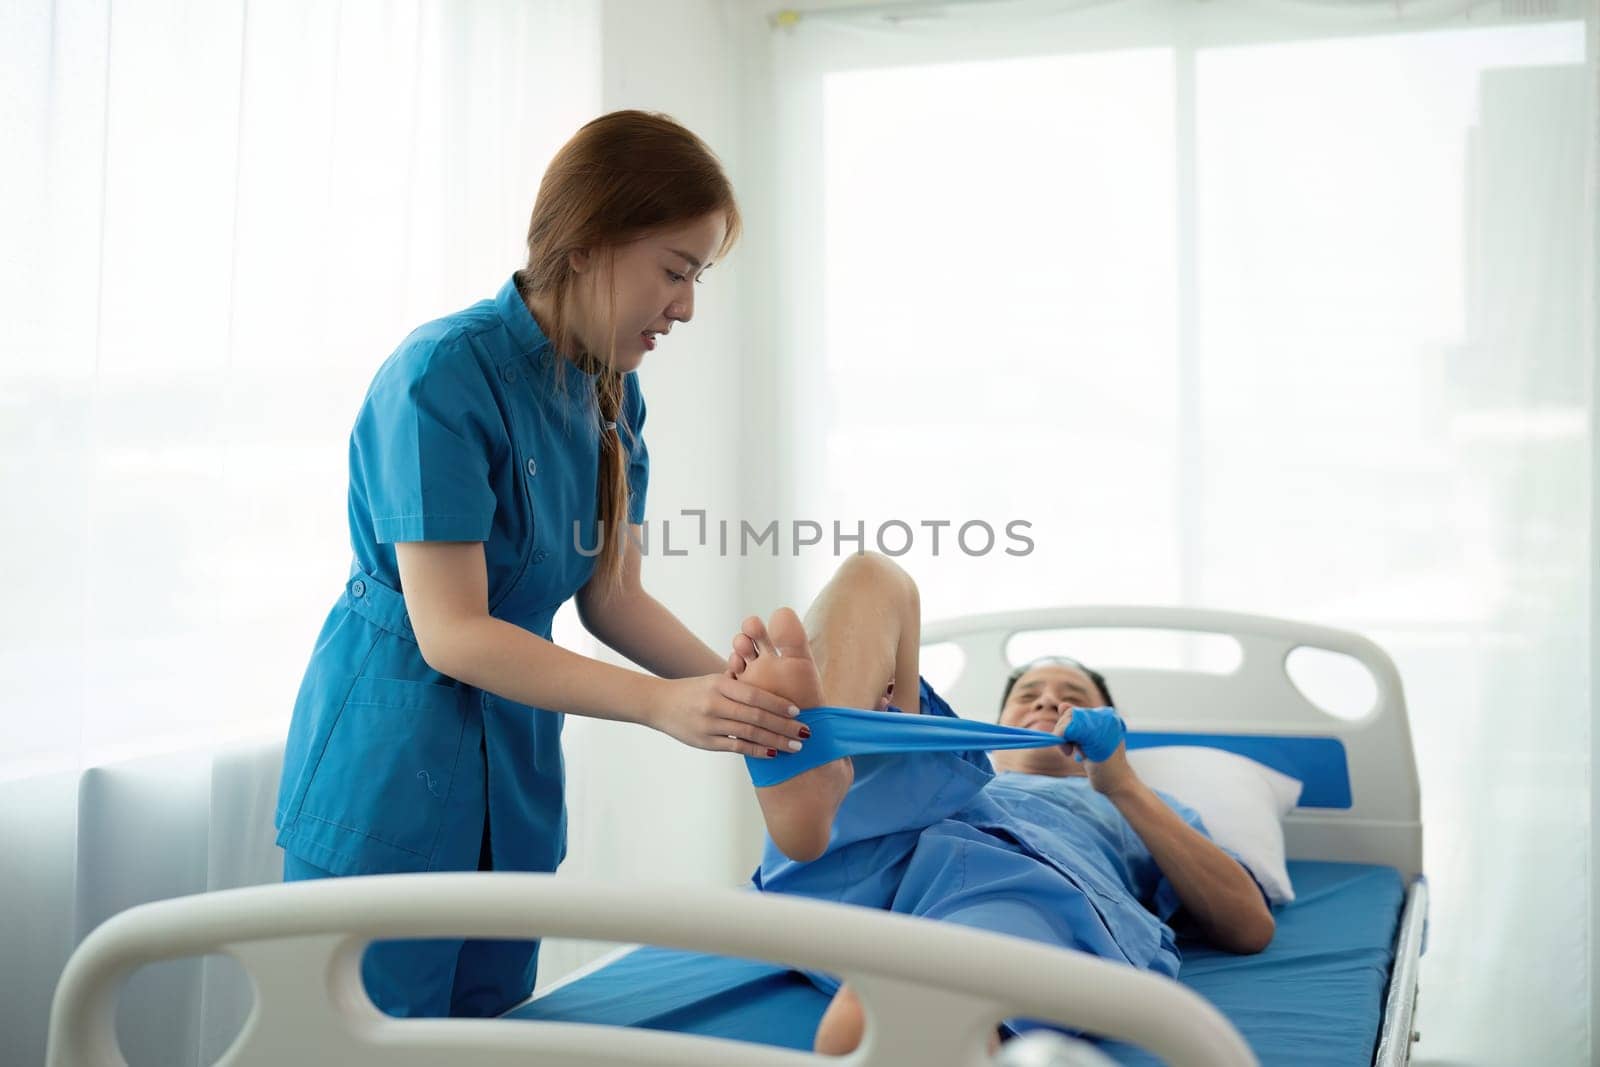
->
<box><xmin>274</xmin><ymin>275</ymin><xmax>649</xmax><ymax>1018</ymax></box>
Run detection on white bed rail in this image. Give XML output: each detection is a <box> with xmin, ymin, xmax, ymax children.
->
<box><xmin>922</xmin><ymin>606</ymin><xmax>1423</xmax><ymax>879</ymax></box>
<box><xmin>48</xmin><ymin>873</ymin><xmax>1257</xmax><ymax>1067</ymax></box>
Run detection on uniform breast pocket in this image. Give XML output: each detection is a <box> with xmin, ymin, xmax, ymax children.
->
<box><xmin>489</xmin><ymin>449</ymin><xmax>558</xmax><ymax>616</ymax></box>
<box><xmin>300</xmin><ymin>675</ymin><xmax>469</xmax><ymax>858</ymax></box>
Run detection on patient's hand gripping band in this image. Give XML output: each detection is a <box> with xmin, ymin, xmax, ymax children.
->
<box><xmin>1057</xmin><ymin>705</ymin><xmax>1125</xmax><ymax>765</ymax></box>
<box><xmin>745</xmin><ymin>705</ymin><xmax>1126</xmax><ymax>786</ymax></box>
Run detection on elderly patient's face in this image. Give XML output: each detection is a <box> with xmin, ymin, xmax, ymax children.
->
<box><xmin>994</xmin><ymin>664</ymin><xmax>1109</xmax><ymax>778</ymax></box>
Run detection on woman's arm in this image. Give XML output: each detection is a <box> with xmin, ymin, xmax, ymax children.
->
<box><xmin>394</xmin><ymin>541</ymin><xmax>804</xmax><ymax>756</ymax></box>
<box><xmin>575</xmin><ymin>524</ymin><xmax>726</xmax><ymax>679</ymax></box>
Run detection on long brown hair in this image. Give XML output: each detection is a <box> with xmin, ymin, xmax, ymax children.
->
<box><xmin>516</xmin><ymin>110</ymin><xmax>741</xmax><ymax>592</ymax></box>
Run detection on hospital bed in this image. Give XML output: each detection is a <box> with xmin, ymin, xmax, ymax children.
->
<box><xmin>47</xmin><ymin>606</ymin><xmax>1427</xmax><ymax>1066</ymax></box>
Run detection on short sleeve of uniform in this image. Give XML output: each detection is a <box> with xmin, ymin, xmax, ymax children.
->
<box><xmin>351</xmin><ymin>334</ymin><xmax>502</xmax><ymax>543</ymax></box>
<box><xmin>1148</xmin><ymin>792</ymin><xmax>1271</xmax><ymax>923</ymax></box>
<box><xmin>622</xmin><ymin>372</ymin><xmax>649</xmax><ymax>524</ymax></box>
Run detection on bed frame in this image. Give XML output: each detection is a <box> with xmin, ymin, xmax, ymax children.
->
<box><xmin>922</xmin><ymin>606</ymin><xmax>1423</xmax><ymax>881</ymax></box>
<box><xmin>921</xmin><ymin>606</ymin><xmax>1426</xmax><ymax>1066</ymax></box>
<box><xmin>47</xmin><ymin>606</ymin><xmax>1426</xmax><ymax>1067</ymax></box>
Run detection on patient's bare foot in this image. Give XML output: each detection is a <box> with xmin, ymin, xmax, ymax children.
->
<box><xmin>734</xmin><ymin>608</ymin><xmax>854</xmax><ymax>862</ymax></box>
<box><xmin>814</xmin><ymin>984</ymin><xmax>1002</xmax><ymax>1056</ymax></box>
<box><xmin>734</xmin><ymin>607</ymin><xmax>826</xmax><ymax>710</ymax></box>
<box><xmin>814</xmin><ymin>984</ymin><xmax>865</xmax><ymax>1054</ymax></box>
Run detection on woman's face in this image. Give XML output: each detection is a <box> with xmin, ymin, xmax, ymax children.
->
<box><xmin>571</xmin><ymin>212</ymin><xmax>727</xmax><ymax>373</ymax></box>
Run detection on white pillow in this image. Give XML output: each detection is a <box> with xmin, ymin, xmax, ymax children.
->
<box><xmin>1124</xmin><ymin>746</ymin><xmax>1304</xmax><ymax>905</ymax></box>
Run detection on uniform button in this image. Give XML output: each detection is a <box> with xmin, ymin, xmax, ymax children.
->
<box><xmin>501</xmin><ymin>365</ymin><xmax>517</xmax><ymax>384</ymax></box>
<box><xmin>351</xmin><ymin>579</ymin><xmax>366</xmax><ymax>598</ymax></box>
<box><xmin>526</xmin><ymin>458</ymin><xmax>538</xmax><ymax>478</ymax></box>
<box><xmin>533</xmin><ymin>549</ymin><xmax>548</xmax><ymax>564</ymax></box>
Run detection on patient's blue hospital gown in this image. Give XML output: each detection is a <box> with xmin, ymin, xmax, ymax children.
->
<box><xmin>752</xmin><ymin>679</ymin><xmax>1262</xmax><ymax>1029</ymax></box>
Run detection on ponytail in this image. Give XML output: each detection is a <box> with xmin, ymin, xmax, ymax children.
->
<box><xmin>591</xmin><ymin>368</ymin><xmax>631</xmax><ymax>592</ymax></box>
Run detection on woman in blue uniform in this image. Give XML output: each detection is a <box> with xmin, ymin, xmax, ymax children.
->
<box><xmin>273</xmin><ymin>111</ymin><xmax>808</xmax><ymax>1020</ymax></box>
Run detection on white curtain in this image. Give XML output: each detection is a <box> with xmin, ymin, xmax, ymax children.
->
<box><xmin>0</xmin><ymin>1</ymin><xmax>602</xmax><ymax>1063</ymax></box>
<box><xmin>749</xmin><ymin>0</ymin><xmax>1595</xmax><ymax>1062</ymax></box>
<box><xmin>0</xmin><ymin>0</ymin><xmax>602</xmax><ymax>778</ymax></box>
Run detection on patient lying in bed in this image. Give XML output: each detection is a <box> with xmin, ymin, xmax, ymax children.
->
<box><xmin>724</xmin><ymin>554</ymin><xmax>1274</xmax><ymax>1055</ymax></box>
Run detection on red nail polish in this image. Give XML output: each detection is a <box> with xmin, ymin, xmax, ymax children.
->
<box><xmin>767</xmin><ymin>748</ymin><xmax>777</xmax><ymax>758</ymax></box>
<box><xmin>798</xmin><ymin>725</ymin><xmax>812</xmax><ymax>739</ymax></box>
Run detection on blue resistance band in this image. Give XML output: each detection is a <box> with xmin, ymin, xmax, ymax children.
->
<box><xmin>745</xmin><ymin>705</ymin><xmax>1126</xmax><ymax>787</ymax></box>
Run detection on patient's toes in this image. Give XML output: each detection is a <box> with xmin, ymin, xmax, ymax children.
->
<box><xmin>737</xmin><ymin>606</ymin><xmax>825</xmax><ymax>710</ymax></box>
<box><xmin>733</xmin><ymin>632</ymin><xmax>757</xmax><ymax>662</ymax></box>
<box><xmin>743</xmin><ymin>614</ymin><xmax>777</xmax><ymax>657</ymax></box>
<box><xmin>767</xmin><ymin>607</ymin><xmax>814</xmax><ymax>662</ymax></box>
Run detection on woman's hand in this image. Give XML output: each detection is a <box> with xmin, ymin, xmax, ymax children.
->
<box><xmin>649</xmin><ymin>674</ymin><xmax>808</xmax><ymax>758</ymax></box>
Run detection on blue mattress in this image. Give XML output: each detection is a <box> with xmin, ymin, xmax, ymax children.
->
<box><xmin>509</xmin><ymin>861</ymin><xmax>1406</xmax><ymax>1066</ymax></box>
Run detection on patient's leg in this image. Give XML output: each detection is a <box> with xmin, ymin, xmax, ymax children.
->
<box><xmin>732</xmin><ymin>554</ymin><xmax>927</xmax><ymax>1058</ymax></box>
<box><xmin>795</xmin><ymin>549</ymin><xmax>922</xmax><ymax>716</ymax></box>
<box><xmin>732</xmin><ymin>553</ymin><xmax>922</xmax><ymax>864</ymax></box>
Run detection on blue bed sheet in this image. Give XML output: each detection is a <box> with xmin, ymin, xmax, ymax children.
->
<box><xmin>507</xmin><ymin>861</ymin><xmax>1406</xmax><ymax>1066</ymax></box>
